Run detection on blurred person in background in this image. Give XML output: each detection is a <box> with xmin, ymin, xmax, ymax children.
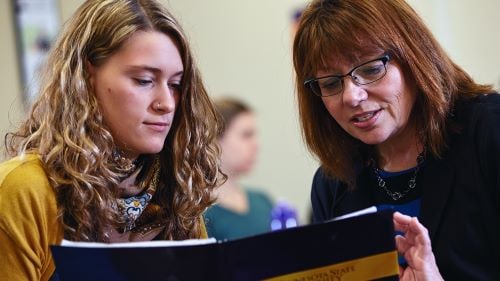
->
<box><xmin>204</xmin><ymin>97</ymin><xmax>274</xmax><ymax>240</ymax></box>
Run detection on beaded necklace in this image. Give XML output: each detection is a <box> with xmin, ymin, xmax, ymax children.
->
<box><xmin>371</xmin><ymin>152</ymin><xmax>425</xmax><ymax>201</ymax></box>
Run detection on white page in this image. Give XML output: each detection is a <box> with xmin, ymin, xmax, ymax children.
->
<box><xmin>60</xmin><ymin>238</ymin><xmax>216</xmax><ymax>248</ymax></box>
<box><xmin>331</xmin><ymin>206</ymin><xmax>378</xmax><ymax>221</ymax></box>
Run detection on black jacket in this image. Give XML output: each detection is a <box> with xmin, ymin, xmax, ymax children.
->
<box><xmin>311</xmin><ymin>93</ymin><xmax>500</xmax><ymax>280</ymax></box>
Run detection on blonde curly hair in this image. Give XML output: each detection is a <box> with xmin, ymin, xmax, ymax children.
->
<box><xmin>6</xmin><ymin>0</ymin><xmax>224</xmax><ymax>241</ymax></box>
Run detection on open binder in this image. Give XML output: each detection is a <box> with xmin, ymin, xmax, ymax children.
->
<box><xmin>51</xmin><ymin>209</ymin><xmax>398</xmax><ymax>281</ymax></box>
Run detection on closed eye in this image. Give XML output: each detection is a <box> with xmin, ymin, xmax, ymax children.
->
<box><xmin>357</xmin><ymin>63</ymin><xmax>384</xmax><ymax>77</ymax></box>
<box><xmin>320</xmin><ymin>77</ymin><xmax>342</xmax><ymax>90</ymax></box>
<box><xmin>168</xmin><ymin>83</ymin><xmax>182</xmax><ymax>93</ymax></box>
<box><xmin>133</xmin><ymin>78</ymin><xmax>153</xmax><ymax>86</ymax></box>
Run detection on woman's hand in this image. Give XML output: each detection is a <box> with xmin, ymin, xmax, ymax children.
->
<box><xmin>393</xmin><ymin>212</ymin><xmax>444</xmax><ymax>281</ymax></box>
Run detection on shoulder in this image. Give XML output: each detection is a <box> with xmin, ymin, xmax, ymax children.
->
<box><xmin>311</xmin><ymin>167</ymin><xmax>345</xmax><ymax>204</ymax></box>
<box><xmin>0</xmin><ymin>154</ymin><xmax>52</xmax><ymax>198</ymax></box>
<box><xmin>310</xmin><ymin>167</ymin><xmax>346</xmax><ymax>222</ymax></box>
<box><xmin>0</xmin><ymin>154</ymin><xmax>62</xmax><ymax>280</ymax></box>
<box><xmin>450</xmin><ymin>93</ymin><xmax>500</xmax><ymax>188</ymax></box>
<box><xmin>246</xmin><ymin>188</ymin><xmax>271</xmax><ymax>200</ymax></box>
<box><xmin>245</xmin><ymin>188</ymin><xmax>273</xmax><ymax>206</ymax></box>
<box><xmin>0</xmin><ymin>154</ymin><xmax>58</xmax><ymax>232</ymax></box>
<box><xmin>452</xmin><ymin>93</ymin><xmax>500</xmax><ymax>143</ymax></box>
<box><xmin>454</xmin><ymin>93</ymin><xmax>500</xmax><ymax>126</ymax></box>
<box><xmin>312</xmin><ymin>167</ymin><xmax>343</xmax><ymax>194</ymax></box>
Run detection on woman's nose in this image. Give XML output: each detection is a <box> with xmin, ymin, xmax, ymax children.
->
<box><xmin>154</xmin><ymin>85</ymin><xmax>177</xmax><ymax>113</ymax></box>
<box><xmin>341</xmin><ymin>78</ymin><xmax>368</xmax><ymax>107</ymax></box>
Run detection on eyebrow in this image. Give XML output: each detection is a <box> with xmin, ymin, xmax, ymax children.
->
<box><xmin>126</xmin><ymin>65</ymin><xmax>184</xmax><ymax>77</ymax></box>
<box><xmin>323</xmin><ymin>53</ymin><xmax>384</xmax><ymax>75</ymax></box>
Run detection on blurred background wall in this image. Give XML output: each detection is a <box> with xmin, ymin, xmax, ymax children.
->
<box><xmin>1</xmin><ymin>0</ymin><xmax>499</xmax><ymax>222</ymax></box>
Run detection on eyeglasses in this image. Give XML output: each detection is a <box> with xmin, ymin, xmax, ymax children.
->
<box><xmin>304</xmin><ymin>54</ymin><xmax>390</xmax><ymax>97</ymax></box>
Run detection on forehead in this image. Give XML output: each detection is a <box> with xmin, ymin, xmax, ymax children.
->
<box><xmin>222</xmin><ymin>112</ymin><xmax>256</xmax><ymax>137</ymax></box>
<box><xmin>104</xmin><ymin>30</ymin><xmax>184</xmax><ymax>74</ymax></box>
<box><xmin>228</xmin><ymin>112</ymin><xmax>255</xmax><ymax>128</ymax></box>
<box><xmin>317</xmin><ymin>48</ymin><xmax>385</xmax><ymax>74</ymax></box>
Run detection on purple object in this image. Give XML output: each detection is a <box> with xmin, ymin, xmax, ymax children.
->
<box><xmin>270</xmin><ymin>201</ymin><xmax>298</xmax><ymax>231</ymax></box>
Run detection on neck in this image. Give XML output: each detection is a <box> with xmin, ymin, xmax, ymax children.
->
<box><xmin>215</xmin><ymin>175</ymin><xmax>241</xmax><ymax>198</ymax></box>
<box><xmin>213</xmin><ymin>174</ymin><xmax>249</xmax><ymax>213</ymax></box>
<box><xmin>117</xmin><ymin>169</ymin><xmax>143</xmax><ymax>197</ymax></box>
<box><xmin>376</xmin><ymin>127</ymin><xmax>424</xmax><ymax>172</ymax></box>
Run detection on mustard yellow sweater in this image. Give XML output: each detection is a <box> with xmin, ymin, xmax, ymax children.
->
<box><xmin>0</xmin><ymin>154</ymin><xmax>207</xmax><ymax>280</ymax></box>
<box><xmin>0</xmin><ymin>154</ymin><xmax>63</xmax><ymax>281</ymax></box>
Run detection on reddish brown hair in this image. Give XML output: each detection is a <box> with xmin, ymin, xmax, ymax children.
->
<box><xmin>293</xmin><ymin>0</ymin><xmax>492</xmax><ymax>187</ymax></box>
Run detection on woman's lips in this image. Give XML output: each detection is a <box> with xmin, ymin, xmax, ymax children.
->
<box><xmin>351</xmin><ymin>109</ymin><xmax>381</xmax><ymax>129</ymax></box>
<box><xmin>144</xmin><ymin>122</ymin><xmax>169</xmax><ymax>132</ymax></box>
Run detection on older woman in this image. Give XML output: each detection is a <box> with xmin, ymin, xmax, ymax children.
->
<box><xmin>293</xmin><ymin>0</ymin><xmax>499</xmax><ymax>280</ymax></box>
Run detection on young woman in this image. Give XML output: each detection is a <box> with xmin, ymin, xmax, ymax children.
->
<box><xmin>293</xmin><ymin>0</ymin><xmax>499</xmax><ymax>280</ymax></box>
<box><xmin>0</xmin><ymin>0</ymin><xmax>224</xmax><ymax>280</ymax></box>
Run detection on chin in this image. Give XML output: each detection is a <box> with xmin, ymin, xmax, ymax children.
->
<box><xmin>138</xmin><ymin>145</ymin><xmax>165</xmax><ymax>155</ymax></box>
<box><xmin>356</xmin><ymin>134</ymin><xmax>389</xmax><ymax>145</ymax></box>
<box><xmin>236</xmin><ymin>166</ymin><xmax>253</xmax><ymax>175</ymax></box>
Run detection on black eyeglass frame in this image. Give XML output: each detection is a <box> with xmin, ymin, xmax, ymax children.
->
<box><xmin>304</xmin><ymin>54</ymin><xmax>391</xmax><ymax>97</ymax></box>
